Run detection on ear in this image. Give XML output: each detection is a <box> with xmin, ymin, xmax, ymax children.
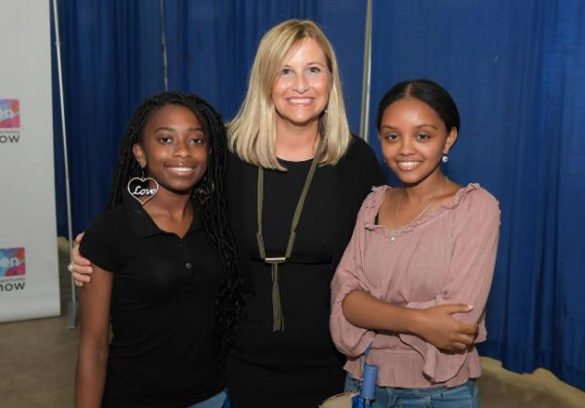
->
<box><xmin>443</xmin><ymin>127</ymin><xmax>458</xmax><ymax>154</ymax></box>
<box><xmin>132</xmin><ymin>143</ymin><xmax>147</xmax><ymax>169</ymax></box>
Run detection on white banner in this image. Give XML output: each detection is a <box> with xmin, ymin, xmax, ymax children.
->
<box><xmin>0</xmin><ymin>0</ymin><xmax>60</xmax><ymax>321</ymax></box>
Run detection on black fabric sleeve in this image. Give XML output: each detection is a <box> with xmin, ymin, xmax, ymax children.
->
<box><xmin>79</xmin><ymin>212</ymin><xmax>124</xmax><ymax>273</ymax></box>
<box><xmin>351</xmin><ymin>136</ymin><xmax>386</xmax><ymax>195</ymax></box>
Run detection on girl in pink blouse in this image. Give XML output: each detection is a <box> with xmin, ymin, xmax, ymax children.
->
<box><xmin>330</xmin><ymin>79</ymin><xmax>500</xmax><ymax>407</ymax></box>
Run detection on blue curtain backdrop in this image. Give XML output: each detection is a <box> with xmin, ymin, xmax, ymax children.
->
<box><xmin>51</xmin><ymin>0</ymin><xmax>585</xmax><ymax>390</ymax></box>
<box><xmin>51</xmin><ymin>0</ymin><xmax>165</xmax><ymax>234</ymax></box>
<box><xmin>368</xmin><ymin>0</ymin><xmax>585</xmax><ymax>390</ymax></box>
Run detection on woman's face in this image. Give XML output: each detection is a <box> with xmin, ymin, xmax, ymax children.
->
<box><xmin>378</xmin><ymin>97</ymin><xmax>457</xmax><ymax>186</ymax></box>
<box><xmin>271</xmin><ymin>38</ymin><xmax>331</xmax><ymax>131</ymax></box>
<box><xmin>133</xmin><ymin>104</ymin><xmax>208</xmax><ymax>196</ymax></box>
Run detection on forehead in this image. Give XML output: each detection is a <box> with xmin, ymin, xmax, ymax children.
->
<box><xmin>281</xmin><ymin>37</ymin><xmax>327</xmax><ymax>65</ymax></box>
<box><xmin>145</xmin><ymin>104</ymin><xmax>201</xmax><ymax>128</ymax></box>
<box><xmin>381</xmin><ymin>97</ymin><xmax>443</xmax><ymax>125</ymax></box>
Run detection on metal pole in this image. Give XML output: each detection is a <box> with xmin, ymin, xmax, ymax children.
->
<box><xmin>51</xmin><ymin>0</ymin><xmax>77</xmax><ymax>329</ymax></box>
<box><xmin>359</xmin><ymin>0</ymin><xmax>373</xmax><ymax>142</ymax></box>
<box><xmin>160</xmin><ymin>0</ymin><xmax>169</xmax><ymax>91</ymax></box>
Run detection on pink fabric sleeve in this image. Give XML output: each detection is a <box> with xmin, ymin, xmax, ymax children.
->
<box><xmin>399</xmin><ymin>189</ymin><xmax>501</xmax><ymax>383</ymax></box>
<box><xmin>330</xmin><ymin>195</ymin><xmax>376</xmax><ymax>358</ymax></box>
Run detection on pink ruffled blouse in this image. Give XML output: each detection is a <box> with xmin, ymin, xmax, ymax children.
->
<box><xmin>330</xmin><ymin>183</ymin><xmax>500</xmax><ymax>388</ymax></box>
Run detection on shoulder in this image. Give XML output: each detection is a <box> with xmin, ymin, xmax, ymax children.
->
<box><xmin>86</xmin><ymin>205</ymin><xmax>128</xmax><ymax>236</ymax></box>
<box><xmin>453</xmin><ymin>183</ymin><xmax>501</xmax><ymax>222</ymax></box>
<box><xmin>80</xmin><ymin>205</ymin><xmax>131</xmax><ymax>272</ymax></box>
<box><xmin>81</xmin><ymin>205</ymin><xmax>130</xmax><ymax>250</ymax></box>
<box><xmin>344</xmin><ymin>135</ymin><xmax>378</xmax><ymax>162</ymax></box>
<box><xmin>357</xmin><ymin>186</ymin><xmax>389</xmax><ymax>222</ymax></box>
<box><xmin>337</xmin><ymin>136</ymin><xmax>385</xmax><ymax>185</ymax></box>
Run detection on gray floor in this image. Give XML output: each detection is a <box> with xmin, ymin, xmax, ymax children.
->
<box><xmin>0</xmin><ymin>239</ymin><xmax>583</xmax><ymax>407</ymax></box>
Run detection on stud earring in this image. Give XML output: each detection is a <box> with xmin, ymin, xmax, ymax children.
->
<box><xmin>441</xmin><ymin>153</ymin><xmax>449</xmax><ymax>163</ymax></box>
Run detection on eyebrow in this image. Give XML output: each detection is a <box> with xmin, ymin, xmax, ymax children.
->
<box><xmin>380</xmin><ymin>124</ymin><xmax>438</xmax><ymax>130</ymax></box>
<box><xmin>282</xmin><ymin>61</ymin><xmax>326</xmax><ymax>67</ymax></box>
<box><xmin>154</xmin><ymin>126</ymin><xmax>204</xmax><ymax>132</ymax></box>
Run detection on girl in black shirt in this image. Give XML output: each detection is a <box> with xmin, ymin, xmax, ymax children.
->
<box><xmin>75</xmin><ymin>91</ymin><xmax>241</xmax><ymax>408</ymax></box>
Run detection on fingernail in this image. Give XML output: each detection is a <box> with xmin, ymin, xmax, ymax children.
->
<box><xmin>468</xmin><ymin>305</ymin><xmax>474</xmax><ymax>310</ymax></box>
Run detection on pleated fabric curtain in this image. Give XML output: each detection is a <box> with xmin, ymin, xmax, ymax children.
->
<box><xmin>368</xmin><ymin>0</ymin><xmax>585</xmax><ymax>390</ymax></box>
<box><xmin>51</xmin><ymin>0</ymin><xmax>165</xmax><ymax>234</ymax></box>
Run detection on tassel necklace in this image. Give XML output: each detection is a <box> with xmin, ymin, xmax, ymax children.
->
<box><xmin>256</xmin><ymin>137</ymin><xmax>324</xmax><ymax>332</ymax></box>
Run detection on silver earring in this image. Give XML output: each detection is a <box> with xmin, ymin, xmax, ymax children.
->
<box><xmin>127</xmin><ymin>166</ymin><xmax>159</xmax><ymax>205</ymax></box>
<box><xmin>441</xmin><ymin>153</ymin><xmax>449</xmax><ymax>163</ymax></box>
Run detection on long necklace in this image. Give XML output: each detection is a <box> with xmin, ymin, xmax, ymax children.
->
<box><xmin>256</xmin><ymin>137</ymin><xmax>324</xmax><ymax>332</ymax></box>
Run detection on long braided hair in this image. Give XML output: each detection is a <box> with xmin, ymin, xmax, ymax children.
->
<box><xmin>106</xmin><ymin>91</ymin><xmax>243</xmax><ymax>366</ymax></box>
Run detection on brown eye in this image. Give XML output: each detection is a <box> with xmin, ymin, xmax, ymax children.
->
<box><xmin>189</xmin><ymin>136</ymin><xmax>207</xmax><ymax>145</ymax></box>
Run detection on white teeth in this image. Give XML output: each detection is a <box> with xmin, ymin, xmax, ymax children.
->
<box><xmin>168</xmin><ymin>167</ymin><xmax>194</xmax><ymax>173</ymax></box>
<box><xmin>288</xmin><ymin>98</ymin><xmax>311</xmax><ymax>104</ymax></box>
<box><xmin>397</xmin><ymin>161</ymin><xmax>420</xmax><ymax>170</ymax></box>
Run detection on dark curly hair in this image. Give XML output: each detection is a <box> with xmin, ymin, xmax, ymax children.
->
<box><xmin>106</xmin><ymin>90</ymin><xmax>243</xmax><ymax>368</ymax></box>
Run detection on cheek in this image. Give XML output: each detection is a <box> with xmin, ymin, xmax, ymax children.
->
<box><xmin>196</xmin><ymin>150</ymin><xmax>209</xmax><ymax>170</ymax></box>
<box><xmin>380</xmin><ymin>142</ymin><xmax>396</xmax><ymax>159</ymax></box>
<box><xmin>271</xmin><ymin>78</ymin><xmax>286</xmax><ymax>98</ymax></box>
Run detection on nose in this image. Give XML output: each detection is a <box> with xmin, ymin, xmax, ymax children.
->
<box><xmin>174</xmin><ymin>138</ymin><xmax>190</xmax><ymax>158</ymax></box>
<box><xmin>292</xmin><ymin>73</ymin><xmax>309</xmax><ymax>94</ymax></box>
<box><xmin>397</xmin><ymin>137</ymin><xmax>414</xmax><ymax>155</ymax></box>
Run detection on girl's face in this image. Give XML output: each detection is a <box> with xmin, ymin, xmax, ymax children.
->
<box><xmin>271</xmin><ymin>38</ymin><xmax>332</xmax><ymax>131</ymax></box>
<box><xmin>378</xmin><ymin>97</ymin><xmax>457</xmax><ymax>186</ymax></box>
<box><xmin>133</xmin><ymin>104</ymin><xmax>208</xmax><ymax>196</ymax></box>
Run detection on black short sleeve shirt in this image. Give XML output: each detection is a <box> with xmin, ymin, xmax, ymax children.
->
<box><xmin>80</xmin><ymin>192</ymin><xmax>225</xmax><ymax>407</ymax></box>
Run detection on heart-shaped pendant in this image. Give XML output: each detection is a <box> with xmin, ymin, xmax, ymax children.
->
<box><xmin>127</xmin><ymin>177</ymin><xmax>159</xmax><ymax>205</ymax></box>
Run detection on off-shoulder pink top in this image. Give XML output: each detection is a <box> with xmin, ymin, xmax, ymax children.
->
<box><xmin>330</xmin><ymin>183</ymin><xmax>500</xmax><ymax>388</ymax></box>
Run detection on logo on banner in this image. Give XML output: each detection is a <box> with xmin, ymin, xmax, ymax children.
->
<box><xmin>0</xmin><ymin>99</ymin><xmax>21</xmax><ymax>144</ymax></box>
<box><xmin>0</xmin><ymin>247</ymin><xmax>26</xmax><ymax>293</ymax></box>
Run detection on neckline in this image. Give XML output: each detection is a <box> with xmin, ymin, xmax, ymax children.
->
<box><xmin>370</xmin><ymin>183</ymin><xmax>479</xmax><ymax>233</ymax></box>
<box><xmin>277</xmin><ymin>156</ymin><xmax>314</xmax><ymax>165</ymax></box>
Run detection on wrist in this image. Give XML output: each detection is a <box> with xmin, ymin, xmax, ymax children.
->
<box><xmin>404</xmin><ymin>308</ymin><xmax>424</xmax><ymax>336</ymax></box>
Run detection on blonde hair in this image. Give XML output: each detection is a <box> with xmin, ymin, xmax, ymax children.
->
<box><xmin>227</xmin><ymin>19</ymin><xmax>352</xmax><ymax>170</ymax></box>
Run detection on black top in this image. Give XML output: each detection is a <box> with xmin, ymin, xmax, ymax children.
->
<box><xmin>80</xmin><ymin>192</ymin><xmax>225</xmax><ymax>408</ymax></box>
<box><xmin>225</xmin><ymin>136</ymin><xmax>385</xmax><ymax>407</ymax></box>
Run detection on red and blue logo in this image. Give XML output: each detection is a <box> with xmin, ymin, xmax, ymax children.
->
<box><xmin>0</xmin><ymin>248</ymin><xmax>25</xmax><ymax>277</ymax></box>
<box><xmin>0</xmin><ymin>99</ymin><xmax>20</xmax><ymax>129</ymax></box>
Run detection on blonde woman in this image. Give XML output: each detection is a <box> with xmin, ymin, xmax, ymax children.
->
<box><xmin>224</xmin><ymin>20</ymin><xmax>384</xmax><ymax>407</ymax></box>
<box><xmin>72</xmin><ymin>19</ymin><xmax>384</xmax><ymax>407</ymax></box>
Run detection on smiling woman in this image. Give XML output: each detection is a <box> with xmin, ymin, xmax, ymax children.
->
<box><xmin>271</xmin><ymin>37</ymin><xmax>332</xmax><ymax>136</ymax></box>
<box><xmin>224</xmin><ymin>20</ymin><xmax>385</xmax><ymax>407</ymax></box>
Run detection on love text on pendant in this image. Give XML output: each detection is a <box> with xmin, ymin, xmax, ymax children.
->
<box><xmin>131</xmin><ymin>186</ymin><xmax>157</xmax><ymax>196</ymax></box>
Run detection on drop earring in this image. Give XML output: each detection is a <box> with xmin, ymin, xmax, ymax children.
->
<box><xmin>441</xmin><ymin>153</ymin><xmax>449</xmax><ymax>163</ymax></box>
<box><xmin>127</xmin><ymin>166</ymin><xmax>159</xmax><ymax>205</ymax></box>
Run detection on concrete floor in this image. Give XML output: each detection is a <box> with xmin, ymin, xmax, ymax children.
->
<box><xmin>1</xmin><ymin>239</ymin><xmax>583</xmax><ymax>407</ymax></box>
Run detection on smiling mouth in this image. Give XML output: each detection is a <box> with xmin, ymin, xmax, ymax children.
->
<box><xmin>287</xmin><ymin>98</ymin><xmax>313</xmax><ymax>105</ymax></box>
<box><xmin>396</xmin><ymin>161</ymin><xmax>422</xmax><ymax>171</ymax></box>
<box><xmin>167</xmin><ymin>166</ymin><xmax>196</xmax><ymax>175</ymax></box>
